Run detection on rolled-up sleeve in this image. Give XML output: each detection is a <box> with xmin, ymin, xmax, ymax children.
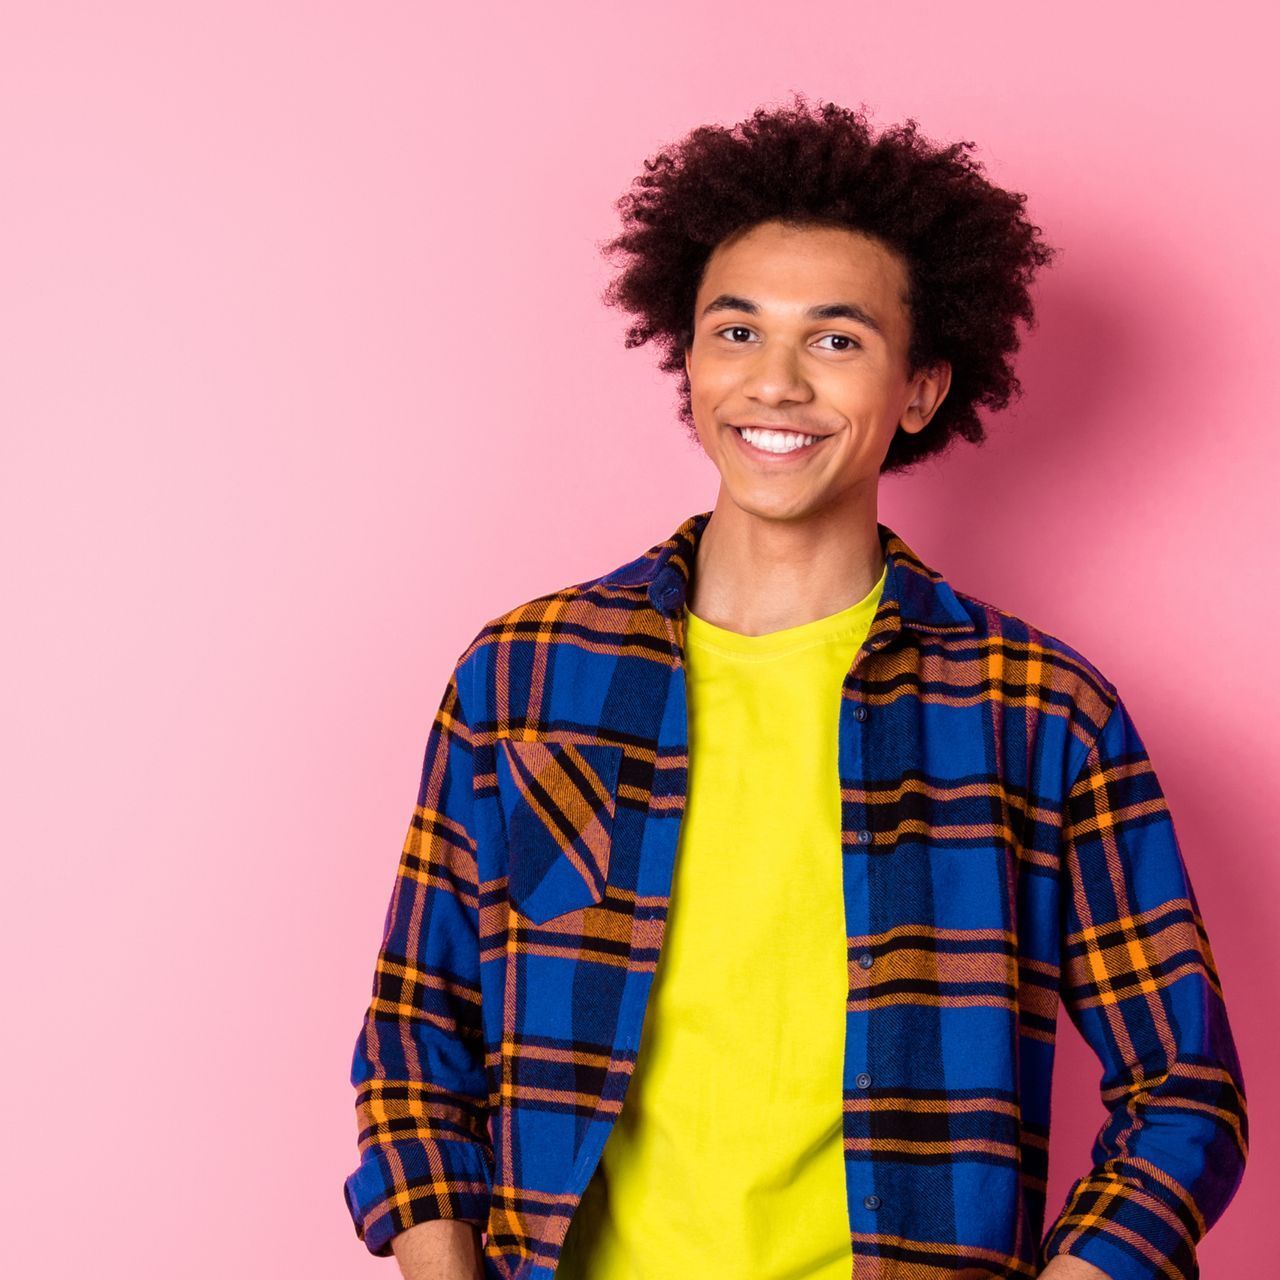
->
<box><xmin>1039</xmin><ymin>692</ymin><xmax>1248</xmax><ymax>1280</ymax></box>
<box><xmin>342</xmin><ymin>662</ymin><xmax>493</xmax><ymax>1257</ymax></box>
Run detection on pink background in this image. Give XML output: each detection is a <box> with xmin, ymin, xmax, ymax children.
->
<box><xmin>3</xmin><ymin>3</ymin><xmax>1274</xmax><ymax>1275</ymax></box>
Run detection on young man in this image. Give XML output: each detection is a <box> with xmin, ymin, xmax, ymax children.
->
<box><xmin>343</xmin><ymin>98</ymin><xmax>1248</xmax><ymax>1280</ymax></box>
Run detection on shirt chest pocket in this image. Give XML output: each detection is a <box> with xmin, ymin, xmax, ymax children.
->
<box><xmin>495</xmin><ymin>738</ymin><xmax>624</xmax><ymax>925</ymax></box>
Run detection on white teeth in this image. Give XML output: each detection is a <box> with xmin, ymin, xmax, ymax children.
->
<box><xmin>737</xmin><ymin>426</ymin><xmax>819</xmax><ymax>453</ymax></box>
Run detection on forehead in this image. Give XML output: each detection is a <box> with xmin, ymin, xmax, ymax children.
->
<box><xmin>698</xmin><ymin>219</ymin><xmax>910</xmax><ymax>316</ymax></box>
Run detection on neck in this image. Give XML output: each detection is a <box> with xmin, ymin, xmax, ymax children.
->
<box><xmin>685</xmin><ymin>492</ymin><xmax>886</xmax><ymax>637</ymax></box>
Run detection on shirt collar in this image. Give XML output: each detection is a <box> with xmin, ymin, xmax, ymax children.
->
<box><xmin>602</xmin><ymin>509</ymin><xmax>976</xmax><ymax>638</ymax></box>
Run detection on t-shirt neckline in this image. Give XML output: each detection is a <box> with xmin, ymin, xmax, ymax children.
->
<box><xmin>683</xmin><ymin>564</ymin><xmax>887</xmax><ymax>659</ymax></box>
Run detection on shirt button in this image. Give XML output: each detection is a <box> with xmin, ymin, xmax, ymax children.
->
<box><xmin>856</xmin><ymin>829</ymin><xmax>872</xmax><ymax>845</ymax></box>
<box><xmin>858</xmin><ymin>951</ymin><xmax>874</xmax><ymax>968</ymax></box>
<box><xmin>856</xmin><ymin>1072</ymin><xmax>872</xmax><ymax>1089</ymax></box>
<box><xmin>864</xmin><ymin>1194</ymin><xmax>881</xmax><ymax>1210</ymax></box>
<box><xmin>854</xmin><ymin>705</ymin><xmax>868</xmax><ymax>721</ymax></box>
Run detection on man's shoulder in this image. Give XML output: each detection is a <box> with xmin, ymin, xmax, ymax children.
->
<box><xmin>454</xmin><ymin>565</ymin><xmax>652</xmax><ymax>668</ymax></box>
<box><xmin>945</xmin><ymin>583</ymin><xmax>1120</xmax><ymax>725</ymax></box>
<box><xmin>449</xmin><ymin>512</ymin><xmax>699</xmax><ymax>679</ymax></box>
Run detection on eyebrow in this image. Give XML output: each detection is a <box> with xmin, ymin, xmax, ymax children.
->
<box><xmin>699</xmin><ymin>293</ymin><xmax>885</xmax><ymax>337</ymax></box>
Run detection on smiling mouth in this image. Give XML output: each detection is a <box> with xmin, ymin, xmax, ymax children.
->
<box><xmin>730</xmin><ymin>424</ymin><xmax>828</xmax><ymax>457</ymax></box>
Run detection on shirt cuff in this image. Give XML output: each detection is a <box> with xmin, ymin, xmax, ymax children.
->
<box><xmin>343</xmin><ymin>1135</ymin><xmax>493</xmax><ymax>1257</ymax></box>
<box><xmin>1040</xmin><ymin>1168</ymin><xmax>1198</xmax><ymax>1280</ymax></box>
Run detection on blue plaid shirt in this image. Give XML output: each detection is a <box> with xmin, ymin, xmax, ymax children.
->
<box><xmin>343</xmin><ymin>509</ymin><xmax>1248</xmax><ymax>1280</ymax></box>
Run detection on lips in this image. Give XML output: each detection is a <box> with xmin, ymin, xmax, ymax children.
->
<box><xmin>728</xmin><ymin>422</ymin><xmax>829</xmax><ymax>461</ymax></box>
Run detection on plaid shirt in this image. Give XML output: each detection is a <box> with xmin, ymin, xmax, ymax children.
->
<box><xmin>343</xmin><ymin>509</ymin><xmax>1248</xmax><ymax>1280</ymax></box>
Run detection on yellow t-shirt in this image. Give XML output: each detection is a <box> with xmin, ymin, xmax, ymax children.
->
<box><xmin>556</xmin><ymin>565</ymin><xmax>886</xmax><ymax>1279</ymax></box>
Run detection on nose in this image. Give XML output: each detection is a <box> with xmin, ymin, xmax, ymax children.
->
<box><xmin>740</xmin><ymin>338</ymin><xmax>814</xmax><ymax>406</ymax></box>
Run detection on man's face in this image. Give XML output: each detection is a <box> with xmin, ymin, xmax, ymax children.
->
<box><xmin>683</xmin><ymin>218</ymin><xmax>951</xmax><ymax>522</ymax></box>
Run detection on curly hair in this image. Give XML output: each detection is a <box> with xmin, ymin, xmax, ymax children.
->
<box><xmin>598</xmin><ymin>93</ymin><xmax>1059</xmax><ymax>474</ymax></box>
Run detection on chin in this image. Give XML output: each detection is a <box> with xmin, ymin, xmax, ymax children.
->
<box><xmin>722</xmin><ymin>482</ymin><xmax>826</xmax><ymax>524</ymax></box>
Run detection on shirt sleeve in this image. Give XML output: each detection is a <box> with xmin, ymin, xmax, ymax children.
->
<box><xmin>342</xmin><ymin>662</ymin><xmax>494</xmax><ymax>1257</ymax></box>
<box><xmin>1039</xmin><ymin>692</ymin><xmax>1249</xmax><ymax>1280</ymax></box>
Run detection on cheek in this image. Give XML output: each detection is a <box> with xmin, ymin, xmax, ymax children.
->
<box><xmin>815</xmin><ymin>364</ymin><xmax>878</xmax><ymax>402</ymax></box>
<box><xmin>687</xmin><ymin>365</ymin><xmax>729</xmax><ymax>413</ymax></box>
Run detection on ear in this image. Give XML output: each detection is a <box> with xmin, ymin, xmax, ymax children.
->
<box><xmin>900</xmin><ymin>361</ymin><xmax>952</xmax><ymax>435</ymax></box>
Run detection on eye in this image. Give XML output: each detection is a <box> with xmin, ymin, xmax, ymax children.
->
<box><xmin>815</xmin><ymin>333</ymin><xmax>861</xmax><ymax>352</ymax></box>
<box><xmin>715</xmin><ymin>324</ymin><xmax>756</xmax><ymax>343</ymax></box>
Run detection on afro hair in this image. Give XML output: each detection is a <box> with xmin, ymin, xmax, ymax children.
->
<box><xmin>599</xmin><ymin>93</ymin><xmax>1059</xmax><ymax>474</ymax></box>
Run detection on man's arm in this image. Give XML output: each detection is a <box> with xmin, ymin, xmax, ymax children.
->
<box><xmin>390</xmin><ymin>1220</ymin><xmax>485</xmax><ymax>1280</ymax></box>
<box><xmin>342</xmin><ymin>662</ymin><xmax>494</xmax><ymax>1270</ymax></box>
<box><xmin>1040</xmin><ymin>1259</ymin><xmax>1111</xmax><ymax>1280</ymax></box>
<box><xmin>1038</xmin><ymin>692</ymin><xmax>1249</xmax><ymax>1280</ymax></box>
